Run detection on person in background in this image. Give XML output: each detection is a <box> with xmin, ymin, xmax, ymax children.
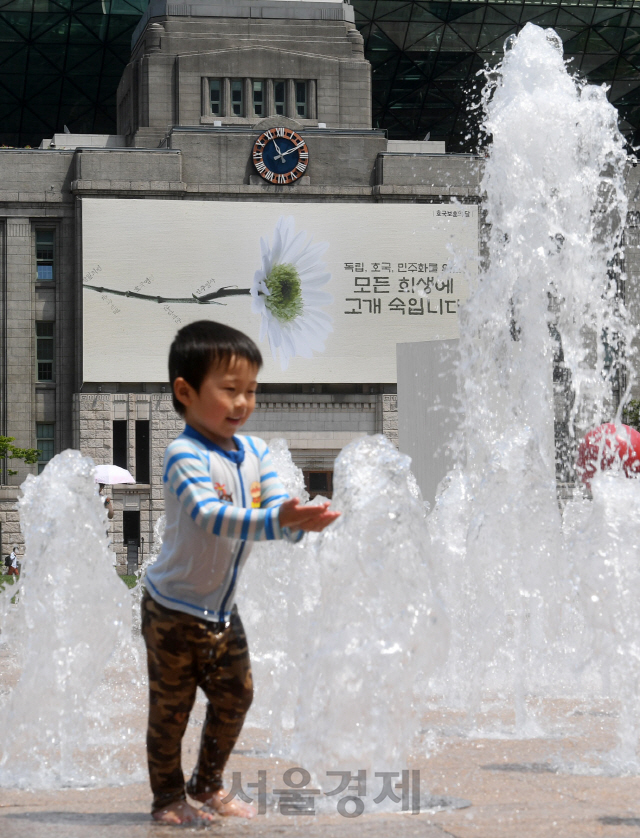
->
<box><xmin>7</xmin><ymin>546</ymin><xmax>19</xmax><ymax>577</ymax></box>
<box><xmin>99</xmin><ymin>483</ymin><xmax>114</xmax><ymax>520</ymax></box>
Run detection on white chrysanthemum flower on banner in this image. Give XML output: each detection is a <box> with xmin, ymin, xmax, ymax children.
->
<box><xmin>251</xmin><ymin>216</ymin><xmax>333</xmax><ymax>370</ymax></box>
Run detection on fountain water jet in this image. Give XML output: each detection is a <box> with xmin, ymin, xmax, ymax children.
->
<box><xmin>245</xmin><ymin>22</ymin><xmax>640</xmax><ymax>774</ymax></box>
<box><xmin>2</xmin><ymin>20</ymin><xmax>640</xmax><ymax>793</ymax></box>
<box><xmin>429</xmin><ymin>22</ymin><xmax>639</xmax><ymax>755</ymax></box>
<box><xmin>0</xmin><ymin>450</ymin><xmax>134</xmax><ymax>787</ymax></box>
<box><xmin>241</xmin><ymin>436</ymin><xmax>449</xmax><ymax>799</ymax></box>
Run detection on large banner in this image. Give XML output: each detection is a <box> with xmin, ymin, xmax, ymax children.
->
<box><xmin>81</xmin><ymin>199</ymin><xmax>478</xmax><ymax>383</ymax></box>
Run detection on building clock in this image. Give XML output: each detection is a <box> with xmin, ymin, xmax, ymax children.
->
<box><xmin>252</xmin><ymin>127</ymin><xmax>309</xmax><ymax>184</ymax></box>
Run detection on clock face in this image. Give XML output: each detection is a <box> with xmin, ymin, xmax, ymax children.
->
<box><xmin>252</xmin><ymin>128</ymin><xmax>309</xmax><ymax>184</ymax></box>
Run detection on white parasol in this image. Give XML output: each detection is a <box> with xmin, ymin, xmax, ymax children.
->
<box><xmin>94</xmin><ymin>464</ymin><xmax>136</xmax><ymax>485</ymax></box>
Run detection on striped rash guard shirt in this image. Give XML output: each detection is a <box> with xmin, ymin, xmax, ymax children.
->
<box><xmin>145</xmin><ymin>424</ymin><xmax>303</xmax><ymax>621</ymax></box>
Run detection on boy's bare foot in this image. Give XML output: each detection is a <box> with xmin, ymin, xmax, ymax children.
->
<box><xmin>152</xmin><ymin>799</ymin><xmax>216</xmax><ymax>825</ymax></box>
<box><xmin>191</xmin><ymin>789</ymin><xmax>257</xmax><ymax>818</ymax></box>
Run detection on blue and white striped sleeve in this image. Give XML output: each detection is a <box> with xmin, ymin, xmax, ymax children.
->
<box><xmin>256</xmin><ymin>440</ymin><xmax>305</xmax><ymax>544</ymax></box>
<box><xmin>163</xmin><ymin>441</ymin><xmax>285</xmax><ymax>541</ymax></box>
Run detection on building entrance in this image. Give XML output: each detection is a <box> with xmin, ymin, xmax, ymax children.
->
<box><xmin>123</xmin><ymin>510</ymin><xmax>140</xmax><ymax>575</ymax></box>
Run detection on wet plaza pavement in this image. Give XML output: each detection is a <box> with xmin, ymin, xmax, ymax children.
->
<box><xmin>3</xmin><ymin>712</ymin><xmax>640</xmax><ymax>838</ymax></box>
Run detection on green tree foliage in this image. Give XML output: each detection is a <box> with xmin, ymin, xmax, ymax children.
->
<box><xmin>623</xmin><ymin>400</ymin><xmax>640</xmax><ymax>432</ymax></box>
<box><xmin>0</xmin><ymin>436</ymin><xmax>40</xmax><ymax>477</ymax></box>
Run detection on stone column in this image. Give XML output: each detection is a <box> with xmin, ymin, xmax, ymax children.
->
<box><xmin>0</xmin><ymin>488</ymin><xmax>22</xmax><ymax>553</ymax></box>
<box><xmin>128</xmin><ymin>393</ymin><xmax>137</xmax><ymax>478</ymax></box>
<box><xmin>222</xmin><ymin>77</ymin><xmax>231</xmax><ymax>118</ymax></box>
<box><xmin>265</xmin><ymin>79</ymin><xmax>274</xmax><ymax>117</ymax></box>
<box><xmin>202</xmin><ymin>76</ymin><xmax>209</xmax><ymax>117</ymax></box>
<box><xmin>308</xmin><ymin>79</ymin><xmax>317</xmax><ymax>120</ymax></box>
<box><xmin>0</xmin><ymin>222</ymin><xmax>6</xmax><ymax>473</ymax></box>
<box><xmin>5</xmin><ymin>218</ymin><xmax>34</xmax><ymax>485</ymax></box>
<box><xmin>56</xmin><ymin>214</ymin><xmax>76</xmax><ymax>453</ymax></box>
<box><xmin>244</xmin><ymin>78</ymin><xmax>252</xmax><ymax>119</ymax></box>
<box><xmin>286</xmin><ymin>79</ymin><xmax>296</xmax><ymax>119</ymax></box>
<box><xmin>150</xmin><ymin>393</ymin><xmax>183</xmax><ymax>547</ymax></box>
<box><xmin>382</xmin><ymin>394</ymin><xmax>398</xmax><ymax>448</ymax></box>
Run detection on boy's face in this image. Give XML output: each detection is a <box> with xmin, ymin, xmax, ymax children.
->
<box><xmin>173</xmin><ymin>356</ymin><xmax>258</xmax><ymax>449</ymax></box>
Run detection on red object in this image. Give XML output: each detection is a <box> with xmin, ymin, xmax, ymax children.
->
<box><xmin>576</xmin><ymin>423</ymin><xmax>640</xmax><ymax>487</ymax></box>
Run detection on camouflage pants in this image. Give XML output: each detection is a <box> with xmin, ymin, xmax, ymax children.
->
<box><xmin>141</xmin><ymin>591</ymin><xmax>253</xmax><ymax>813</ymax></box>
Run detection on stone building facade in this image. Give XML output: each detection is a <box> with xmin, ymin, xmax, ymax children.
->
<box><xmin>9</xmin><ymin>0</ymin><xmax>628</xmax><ymax>571</ymax></box>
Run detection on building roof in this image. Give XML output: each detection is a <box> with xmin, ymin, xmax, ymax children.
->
<box><xmin>2</xmin><ymin>0</ymin><xmax>640</xmax><ymax>149</ymax></box>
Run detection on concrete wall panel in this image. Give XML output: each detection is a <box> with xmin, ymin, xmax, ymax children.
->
<box><xmin>397</xmin><ymin>339</ymin><xmax>458</xmax><ymax>511</ymax></box>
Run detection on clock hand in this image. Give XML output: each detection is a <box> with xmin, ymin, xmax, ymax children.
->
<box><xmin>281</xmin><ymin>143</ymin><xmax>304</xmax><ymax>157</ymax></box>
<box><xmin>272</xmin><ymin>139</ymin><xmax>285</xmax><ymax>161</ymax></box>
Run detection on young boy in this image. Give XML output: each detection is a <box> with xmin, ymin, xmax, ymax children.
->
<box><xmin>142</xmin><ymin>320</ymin><xmax>339</xmax><ymax>825</ymax></box>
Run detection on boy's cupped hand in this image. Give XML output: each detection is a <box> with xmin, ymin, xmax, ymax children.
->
<box><xmin>278</xmin><ymin>497</ymin><xmax>340</xmax><ymax>532</ymax></box>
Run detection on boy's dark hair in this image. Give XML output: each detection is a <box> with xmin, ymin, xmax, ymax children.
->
<box><xmin>169</xmin><ymin>320</ymin><xmax>263</xmax><ymax>415</ymax></box>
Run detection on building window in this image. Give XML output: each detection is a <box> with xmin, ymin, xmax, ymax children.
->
<box><xmin>209</xmin><ymin>78</ymin><xmax>221</xmax><ymax>115</ymax></box>
<box><xmin>253</xmin><ymin>80</ymin><xmax>264</xmax><ymax>117</ymax></box>
<box><xmin>296</xmin><ymin>81</ymin><xmax>307</xmax><ymax>118</ymax></box>
<box><xmin>36</xmin><ymin>230</ymin><xmax>54</xmax><ymax>281</ymax></box>
<box><xmin>36</xmin><ymin>321</ymin><xmax>54</xmax><ymax>381</ymax></box>
<box><xmin>274</xmin><ymin>80</ymin><xmax>286</xmax><ymax>115</ymax></box>
<box><xmin>113</xmin><ymin>420</ymin><xmax>127</xmax><ymax>470</ymax></box>
<box><xmin>231</xmin><ymin>80</ymin><xmax>243</xmax><ymax>116</ymax></box>
<box><xmin>204</xmin><ymin>77</ymin><xmax>313</xmax><ymax>120</ymax></box>
<box><xmin>135</xmin><ymin>419</ymin><xmax>150</xmax><ymax>484</ymax></box>
<box><xmin>303</xmin><ymin>470</ymin><xmax>333</xmax><ymax>499</ymax></box>
<box><xmin>36</xmin><ymin>423</ymin><xmax>54</xmax><ymax>474</ymax></box>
